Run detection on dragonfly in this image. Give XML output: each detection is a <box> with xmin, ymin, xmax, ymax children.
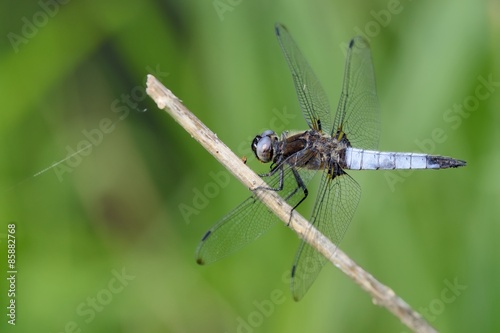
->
<box><xmin>196</xmin><ymin>23</ymin><xmax>466</xmax><ymax>301</ymax></box>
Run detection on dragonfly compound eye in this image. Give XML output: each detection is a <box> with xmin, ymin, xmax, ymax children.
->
<box><xmin>253</xmin><ymin>135</ymin><xmax>274</xmax><ymax>163</ymax></box>
<box><xmin>251</xmin><ymin>135</ymin><xmax>261</xmax><ymax>154</ymax></box>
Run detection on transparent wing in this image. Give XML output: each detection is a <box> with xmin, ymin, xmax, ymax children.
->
<box><xmin>195</xmin><ymin>195</ymin><xmax>278</xmax><ymax>265</ymax></box>
<box><xmin>196</xmin><ymin>158</ymin><xmax>317</xmax><ymax>265</ymax></box>
<box><xmin>333</xmin><ymin>36</ymin><xmax>380</xmax><ymax>150</ymax></box>
<box><xmin>290</xmin><ymin>170</ymin><xmax>361</xmax><ymax>301</ymax></box>
<box><xmin>275</xmin><ymin>23</ymin><xmax>332</xmax><ymax>134</ymax></box>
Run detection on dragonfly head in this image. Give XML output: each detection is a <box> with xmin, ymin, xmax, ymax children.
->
<box><xmin>251</xmin><ymin>130</ymin><xmax>278</xmax><ymax>163</ymax></box>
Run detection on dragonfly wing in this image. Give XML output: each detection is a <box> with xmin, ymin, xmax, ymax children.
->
<box><xmin>196</xmin><ymin>157</ymin><xmax>317</xmax><ymax>265</ymax></box>
<box><xmin>196</xmin><ymin>195</ymin><xmax>279</xmax><ymax>265</ymax></box>
<box><xmin>275</xmin><ymin>23</ymin><xmax>332</xmax><ymax>134</ymax></box>
<box><xmin>291</xmin><ymin>169</ymin><xmax>361</xmax><ymax>301</ymax></box>
<box><xmin>333</xmin><ymin>36</ymin><xmax>380</xmax><ymax>150</ymax></box>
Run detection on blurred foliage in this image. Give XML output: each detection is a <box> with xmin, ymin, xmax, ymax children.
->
<box><xmin>0</xmin><ymin>0</ymin><xmax>498</xmax><ymax>332</ymax></box>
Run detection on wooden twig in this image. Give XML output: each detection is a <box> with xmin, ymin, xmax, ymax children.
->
<box><xmin>146</xmin><ymin>74</ymin><xmax>438</xmax><ymax>333</ymax></box>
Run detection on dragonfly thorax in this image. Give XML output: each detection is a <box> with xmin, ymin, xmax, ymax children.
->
<box><xmin>251</xmin><ymin>130</ymin><xmax>279</xmax><ymax>163</ymax></box>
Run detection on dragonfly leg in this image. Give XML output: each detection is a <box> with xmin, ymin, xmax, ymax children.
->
<box><xmin>254</xmin><ymin>164</ymin><xmax>285</xmax><ymax>192</ymax></box>
<box><xmin>288</xmin><ymin>167</ymin><xmax>308</xmax><ymax>209</ymax></box>
<box><xmin>286</xmin><ymin>168</ymin><xmax>309</xmax><ymax>226</ymax></box>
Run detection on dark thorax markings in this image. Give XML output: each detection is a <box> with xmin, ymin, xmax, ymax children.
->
<box><xmin>275</xmin><ymin>130</ymin><xmax>350</xmax><ymax>179</ymax></box>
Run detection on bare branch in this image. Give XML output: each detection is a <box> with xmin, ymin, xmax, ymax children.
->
<box><xmin>146</xmin><ymin>74</ymin><xmax>438</xmax><ymax>333</ymax></box>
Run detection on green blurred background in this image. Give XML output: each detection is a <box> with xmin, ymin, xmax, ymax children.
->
<box><xmin>0</xmin><ymin>0</ymin><xmax>498</xmax><ymax>332</ymax></box>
